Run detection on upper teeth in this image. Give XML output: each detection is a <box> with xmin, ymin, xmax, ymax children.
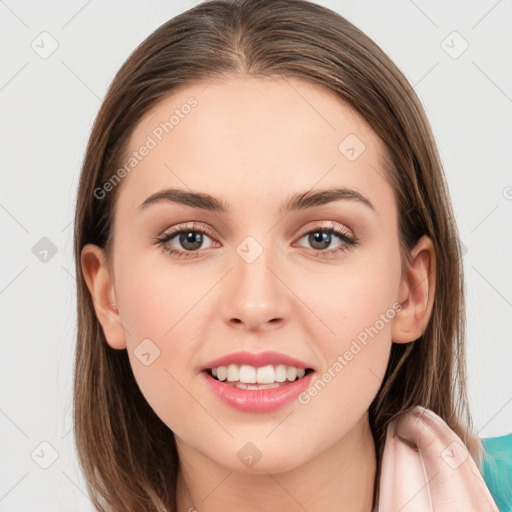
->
<box><xmin>211</xmin><ymin>364</ymin><xmax>306</xmax><ymax>384</ymax></box>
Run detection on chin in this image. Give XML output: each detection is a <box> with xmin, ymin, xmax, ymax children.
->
<box><xmin>212</xmin><ymin>441</ymin><xmax>310</xmax><ymax>475</ymax></box>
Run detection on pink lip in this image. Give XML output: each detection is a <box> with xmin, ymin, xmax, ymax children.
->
<box><xmin>200</xmin><ymin>350</ymin><xmax>314</xmax><ymax>372</ymax></box>
<box><xmin>201</xmin><ymin>370</ymin><xmax>314</xmax><ymax>413</ymax></box>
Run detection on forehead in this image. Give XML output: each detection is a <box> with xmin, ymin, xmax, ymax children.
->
<box><xmin>115</xmin><ymin>75</ymin><xmax>392</xmax><ymax>218</ymax></box>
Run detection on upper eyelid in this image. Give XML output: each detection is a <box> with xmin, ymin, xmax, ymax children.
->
<box><xmin>299</xmin><ymin>222</ymin><xmax>354</xmax><ymax>237</ymax></box>
<box><xmin>160</xmin><ymin>220</ymin><xmax>354</xmax><ymax>237</ymax></box>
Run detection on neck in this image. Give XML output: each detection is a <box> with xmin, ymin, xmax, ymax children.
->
<box><xmin>175</xmin><ymin>411</ymin><xmax>377</xmax><ymax>512</ymax></box>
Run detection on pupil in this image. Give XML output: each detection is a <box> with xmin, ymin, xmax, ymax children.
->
<box><xmin>310</xmin><ymin>231</ymin><xmax>330</xmax><ymax>250</ymax></box>
<box><xmin>181</xmin><ymin>231</ymin><xmax>202</xmax><ymax>250</ymax></box>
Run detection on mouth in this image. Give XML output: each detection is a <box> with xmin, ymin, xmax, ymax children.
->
<box><xmin>204</xmin><ymin>366</ymin><xmax>315</xmax><ymax>390</ymax></box>
<box><xmin>201</xmin><ymin>365</ymin><xmax>315</xmax><ymax>413</ymax></box>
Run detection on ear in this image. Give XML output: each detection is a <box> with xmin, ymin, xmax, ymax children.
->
<box><xmin>80</xmin><ymin>243</ymin><xmax>127</xmax><ymax>350</ymax></box>
<box><xmin>392</xmin><ymin>235</ymin><xmax>436</xmax><ymax>344</ymax></box>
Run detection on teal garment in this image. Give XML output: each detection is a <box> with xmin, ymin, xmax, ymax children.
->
<box><xmin>481</xmin><ymin>433</ymin><xmax>512</xmax><ymax>512</ymax></box>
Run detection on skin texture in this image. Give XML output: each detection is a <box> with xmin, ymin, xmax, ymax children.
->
<box><xmin>81</xmin><ymin>76</ymin><xmax>436</xmax><ymax>512</ymax></box>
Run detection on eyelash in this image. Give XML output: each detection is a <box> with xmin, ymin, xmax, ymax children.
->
<box><xmin>154</xmin><ymin>221</ymin><xmax>359</xmax><ymax>259</ymax></box>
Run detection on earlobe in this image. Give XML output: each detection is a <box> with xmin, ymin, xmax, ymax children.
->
<box><xmin>80</xmin><ymin>243</ymin><xmax>127</xmax><ymax>350</ymax></box>
<box><xmin>391</xmin><ymin>235</ymin><xmax>436</xmax><ymax>344</ymax></box>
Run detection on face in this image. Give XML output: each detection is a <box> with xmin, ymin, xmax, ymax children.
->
<box><xmin>86</xmin><ymin>75</ymin><xmax>417</xmax><ymax>474</ymax></box>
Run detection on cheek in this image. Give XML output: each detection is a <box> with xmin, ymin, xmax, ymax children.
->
<box><xmin>297</xmin><ymin>253</ymin><xmax>400</xmax><ymax>351</ymax></box>
<box><xmin>113</xmin><ymin>252</ymin><xmax>208</xmax><ymax>417</ymax></box>
<box><xmin>116</xmin><ymin>247</ymin><xmax>208</xmax><ymax>344</ymax></box>
<box><xmin>293</xmin><ymin>286</ymin><xmax>395</xmax><ymax>443</ymax></box>
<box><xmin>293</xmin><ymin>249</ymin><xmax>400</xmax><ymax>407</ymax></box>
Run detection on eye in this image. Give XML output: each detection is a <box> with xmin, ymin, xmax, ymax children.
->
<box><xmin>154</xmin><ymin>222</ymin><xmax>217</xmax><ymax>259</ymax></box>
<box><xmin>295</xmin><ymin>222</ymin><xmax>359</xmax><ymax>257</ymax></box>
<box><xmin>154</xmin><ymin>221</ymin><xmax>359</xmax><ymax>259</ymax></box>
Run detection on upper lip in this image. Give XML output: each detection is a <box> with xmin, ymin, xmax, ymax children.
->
<box><xmin>201</xmin><ymin>351</ymin><xmax>315</xmax><ymax>372</ymax></box>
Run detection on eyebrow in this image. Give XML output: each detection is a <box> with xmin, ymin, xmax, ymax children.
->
<box><xmin>138</xmin><ymin>186</ymin><xmax>375</xmax><ymax>214</ymax></box>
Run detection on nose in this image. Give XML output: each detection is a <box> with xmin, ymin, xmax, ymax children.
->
<box><xmin>221</xmin><ymin>244</ymin><xmax>289</xmax><ymax>332</ymax></box>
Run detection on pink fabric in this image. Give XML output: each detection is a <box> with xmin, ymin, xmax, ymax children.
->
<box><xmin>377</xmin><ymin>406</ymin><xmax>499</xmax><ymax>512</ymax></box>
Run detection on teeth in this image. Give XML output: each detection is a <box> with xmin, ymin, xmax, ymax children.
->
<box><xmin>216</xmin><ymin>366</ymin><xmax>227</xmax><ymax>381</ymax></box>
<box><xmin>286</xmin><ymin>367</ymin><xmax>298</xmax><ymax>381</ymax></box>
<box><xmin>256</xmin><ymin>365</ymin><xmax>274</xmax><ymax>384</ymax></box>
<box><xmin>226</xmin><ymin>364</ymin><xmax>240</xmax><ymax>382</ymax></box>
<box><xmin>239</xmin><ymin>365</ymin><xmax>256</xmax><ymax>383</ymax></box>
<box><xmin>275</xmin><ymin>364</ymin><xmax>287</xmax><ymax>382</ymax></box>
<box><xmin>209</xmin><ymin>364</ymin><xmax>308</xmax><ymax>384</ymax></box>
<box><xmin>232</xmin><ymin>382</ymin><xmax>282</xmax><ymax>390</ymax></box>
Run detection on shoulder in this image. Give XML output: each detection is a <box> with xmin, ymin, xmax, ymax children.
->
<box><xmin>481</xmin><ymin>433</ymin><xmax>512</xmax><ymax>512</ymax></box>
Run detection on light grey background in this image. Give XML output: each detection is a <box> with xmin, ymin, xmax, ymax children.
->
<box><xmin>1</xmin><ymin>1</ymin><xmax>511</xmax><ymax>510</ymax></box>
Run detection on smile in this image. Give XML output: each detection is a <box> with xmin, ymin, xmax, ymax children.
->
<box><xmin>208</xmin><ymin>364</ymin><xmax>313</xmax><ymax>387</ymax></box>
<box><xmin>202</xmin><ymin>367</ymin><xmax>315</xmax><ymax>413</ymax></box>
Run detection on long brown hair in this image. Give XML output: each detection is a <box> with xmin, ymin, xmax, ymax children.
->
<box><xmin>73</xmin><ymin>1</ymin><xmax>482</xmax><ymax>510</ymax></box>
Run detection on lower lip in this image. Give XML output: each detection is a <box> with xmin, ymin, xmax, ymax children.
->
<box><xmin>201</xmin><ymin>370</ymin><xmax>314</xmax><ymax>413</ymax></box>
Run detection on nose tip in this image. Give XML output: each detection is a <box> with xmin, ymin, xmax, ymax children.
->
<box><xmin>223</xmin><ymin>255</ymin><xmax>288</xmax><ymax>332</ymax></box>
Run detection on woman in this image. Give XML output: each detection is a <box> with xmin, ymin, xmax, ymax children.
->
<box><xmin>74</xmin><ymin>0</ymin><xmax>511</xmax><ymax>510</ymax></box>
